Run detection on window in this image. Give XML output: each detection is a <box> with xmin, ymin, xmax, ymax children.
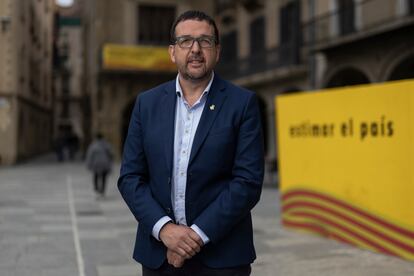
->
<box><xmin>409</xmin><ymin>0</ymin><xmax>414</xmax><ymax>14</ymax></box>
<box><xmin>137</xmin><ymin>5</ymin><xmax>176</xmax><ymax>45</ymax></box>
<box><xmin>280</xmin><ymin>1</ymin><xmax>300</xmax><ymax>45</ymax></box>
<box><xmin>279</xmin><ymin>0</ymin><xmax>301</xmax><ymax>65</ymax></box>
<box><xmin>250</xmin><ymin>16</ymin><xmax>265</xmax><ymax>55</ymax></box>
<box><xmin>221</xmin><ymin>31</ymin><xmax>238</xmax><ymax>63</ymax></box>
<box><xmin>44</xmin><ymin>0</ymin><xmax>49</xmax><ymax>13</ymax></box>
<box><xmin>20</xmin><ymin>0</ymin><xmax>26</xmax><ymax>23</ymax></box>
<box><xmin>338</xmin><ymin>0</ymin><xmax>355</xmax><ymax>35</ymax></box>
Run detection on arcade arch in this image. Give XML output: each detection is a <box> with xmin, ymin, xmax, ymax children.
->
<box><xmin>387</xmin><ymin>55</ymin><xmax>414</xmax><ymax>81</ymax></box>
<box><xmin>325</xmin><ymin>67</ymin><xmax>371</xmax><ymax>88</ymax></box>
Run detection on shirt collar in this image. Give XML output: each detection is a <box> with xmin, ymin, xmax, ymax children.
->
<box><xmin>175</xmin><ymin>72</ymin><xmax>215</xmax><ymax>98</ymax></box>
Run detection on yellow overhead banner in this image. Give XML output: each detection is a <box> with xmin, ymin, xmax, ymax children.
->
<box><xmin>275</xmin><ymin>79</ymin><xmax>414</xmax><ymax>260</ymax></box>
<box><xmin>102</xmin><ymin>44</ymin><xmax>176</xmax><ymax>72</ymax></box>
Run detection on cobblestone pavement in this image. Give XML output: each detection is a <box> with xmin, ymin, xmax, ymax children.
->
<box><xmin>1</xmin><ymin>157</ymin><xmax>414</xmax><ymax>276</ymax></box>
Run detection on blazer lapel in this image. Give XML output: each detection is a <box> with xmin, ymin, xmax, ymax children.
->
<box><xmin>189</xmin><ymin>76</ymin><xmax>227</xmax><ymax>164</ymax></box>
<box><xmin>162</xmin><ymin>81</ymin><xmax>177</xmax><ymax>174</ymax></box>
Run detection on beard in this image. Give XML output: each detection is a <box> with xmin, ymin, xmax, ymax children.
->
<box><xmin>180</xmin><ymin>55</ymin><xmax>214</xmax><ymax>82</ymax></box>
<box><xmin>182</xmin><ymin>67</ymin><xmax>212</xmax><ymax>82</ymax></box>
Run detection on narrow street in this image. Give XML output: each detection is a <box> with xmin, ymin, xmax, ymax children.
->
<box><xmin>0</xmin><ymin>156</ymin><xmax>413</xmax><ymax>276</ymax></box>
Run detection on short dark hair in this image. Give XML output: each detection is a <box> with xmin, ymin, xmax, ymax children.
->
<box><xmin>170</xmin><ymin>10</ymin><xmax>220</xmax><ymax>45</ymax></box>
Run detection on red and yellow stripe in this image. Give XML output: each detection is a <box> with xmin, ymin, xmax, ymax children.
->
<box><xmin>281</xmin><ymin>188</ymin><xmax>414</xmax><ymax>260</ymax></box>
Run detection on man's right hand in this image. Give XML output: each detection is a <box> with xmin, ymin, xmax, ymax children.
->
<box><xmin>167</xmin><ymin>249</ymin><xmax>185</xmax><ymax>268</ymax></box>
<box><xmin>159</xmin><ymin>223</ymin><xmax>203</xmax><ymax>259</ymax></box>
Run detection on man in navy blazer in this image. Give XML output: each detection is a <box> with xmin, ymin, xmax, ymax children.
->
<box><xmin>118</xmin><ymin>10</ymin><xmax>264</xmax><ymax>276</ymax></box>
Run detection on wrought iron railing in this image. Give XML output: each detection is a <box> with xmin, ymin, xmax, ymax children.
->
<box><xmin>302</xmin><ymin>0</ymin><xmax>414</xmax><ymax>46</ymax></box>
<box><xmin>217</xmin><ymin>41</ymin><xmax>301</xmax><ymax>80</ymax></box>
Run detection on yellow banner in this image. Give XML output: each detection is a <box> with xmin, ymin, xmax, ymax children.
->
<box><xmin>275</xmin><ymin>79</ymin><xmax>414</xmax><ymax>260</ymax></box>
<box><xmin>102</xmin><ymin>44</ymin><xmax>176</xmax><ymax>72</ymax></box>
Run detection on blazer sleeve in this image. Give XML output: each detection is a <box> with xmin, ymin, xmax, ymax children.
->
<box><xmin>193</xmin><ymin>92</ymin><xmax>265</xmax><ymax>243</ymax></box>
<box><xmin>117</xmin><ymin>95</ymin><xmax>167</xmax><ymax>234</ymax></box>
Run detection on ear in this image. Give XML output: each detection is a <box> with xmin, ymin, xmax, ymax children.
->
<box><xmin>215</xmin><ymin>44</ymin><xmax>221</xmax><ymax>63</ymax></box>
<box><xmin>168</xmin><ymin>45</ymin><xmax>176</xmax><ymax>64</ymax></box>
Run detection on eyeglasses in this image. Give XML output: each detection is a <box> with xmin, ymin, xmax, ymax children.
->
<box><xmin>175</xmin><ymin>36</ymin><xmax>217</xmax><ymax>49</ymax></box>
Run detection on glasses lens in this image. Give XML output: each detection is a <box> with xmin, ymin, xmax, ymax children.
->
<box><xmin>199</xmin><ymin>38</ymin><xmax>213</xmax><ymax>48</ymax></box>
<box><xmin>179</xmin><ymin>37</ymin><xmax>194</xmax><ymax>48</ymax></box>
<box><xmin>176</xmin><ymin>36</ymin><xmax>215</xmax><ymax>48</ymax></box>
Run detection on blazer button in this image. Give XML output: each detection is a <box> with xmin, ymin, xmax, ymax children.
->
<box><xmin>166</xmin><ymin>208</ymin><xmax>171</xmax><ymax>214</ymax></box>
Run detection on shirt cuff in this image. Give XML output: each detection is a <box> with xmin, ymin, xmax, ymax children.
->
<box><xmin>191</xmin><ymin>224</ymin><xmax>210</xmax><ymax>245</ymax></box>
<box><xmin>152</xmin><ymin>216</ymin><xmax>172</xmax><ymax>241</ymax></box>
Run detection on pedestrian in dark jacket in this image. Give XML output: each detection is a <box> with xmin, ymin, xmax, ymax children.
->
<box><xmin>86</xmin><ymin>133</ymin><xmax>113</xmax><ymax>198</ymax></box>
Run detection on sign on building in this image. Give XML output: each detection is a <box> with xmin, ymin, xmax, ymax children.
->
<box><xmin>102</xmin><ymin>44</ymin><xmax>176</xmax><ymax>72</ymax></box>
<box><xmin>276</xmin><ymin>79</ymin><xmax>414</xmax><ymax>260</ymax></box>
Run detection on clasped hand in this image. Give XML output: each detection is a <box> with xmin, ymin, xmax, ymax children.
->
<box><xmin>159</xmin><ymin>223</ymin><xmax>203</xmax><ymax>268</ymax></box>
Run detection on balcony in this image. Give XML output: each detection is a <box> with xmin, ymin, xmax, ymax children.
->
<box><xmin>217</xmin><ymin>41</ymin><xmax>302</xmax><ymax>81</ymax></box>
<box><xmin>302</xmin><ymin>0</ymin><xmax>414</xmax><ymax>50</ymax></box>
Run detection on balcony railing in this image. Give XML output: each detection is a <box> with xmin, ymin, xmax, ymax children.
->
<box><xmin>217</xmin><ymin>41</ymin><xmax>301</xmax><ymax>81</ymax></box>
<box><xmin>302</xmin><ymin>0</ymin><xmax>414</xmax><ymax>47</ymax></box>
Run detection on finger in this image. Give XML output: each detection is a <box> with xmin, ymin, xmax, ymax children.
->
<box><xmin>188</xmin><ymin>231</ymin><xmax>204</xmax><ymax>247</ymax></box>
<box><xmin>173</xmin><ymin>261</ymin><xmax>183</xmax><ymax>268</ymax></box>
<box><xmin>169</xmin><ymin>252</ymin><xmax>185</xmax><ymax>268</ymax></box>
<box><xmin>175</xmin><ymin>247</ymin><xmax>191</xmax><ymax>259</ymax></box>
<box><xmin>175</xmin><ymin>255</ymin><xmax>185</xmax><ymax>267</ymax></box>
<box><xmin>184</xmin><ymin>238</ymin><xmax>202</xmax><ymax>253</ymax></box>
<box><xmin>183</xmin><ymin>237</ymin><xmax>201</xmax><ymax>253</ymax></box>
<box><xmin>167</xmin><ymin>250</ymin><xmax>174</xmax><ymax>260</ymax></box>
<box><xmin>175</xmin><ymin>261</ymin><xmax>184</xmax><ymax>268</ymax></box>
<box><xmin>167</xmin><ymin>256</ymin><xmax>174</xmax><ymax>265</ymax></box>
<box><xmin>180</xmin><ymin>240</ymin><xmax>198</xmax><ymax>256</ymax></box>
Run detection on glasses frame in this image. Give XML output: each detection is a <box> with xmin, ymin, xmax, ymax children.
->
<box><xmin>174</xmin><ymin>35</ymin><xmax>217</xmax><ymax>49</ymax></box>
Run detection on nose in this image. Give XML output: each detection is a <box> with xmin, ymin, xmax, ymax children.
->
<box><xmin>191</xmin><ymin>39</ymin><xmax>201</xmax><ymax>53</ymax></box>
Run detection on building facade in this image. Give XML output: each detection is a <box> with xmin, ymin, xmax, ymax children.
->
<box><xmin>82</xmin><ymin>0</ymin><xmax>214</xmax><ymax>157</ymax></box>
<box><xmin>215</xmin><ymin>0</ymin><xmax>311</xmax><ymax>185</ymax></box>
<box><xmin>309</xmin><ymin>0</ymin><xmax>414</xmax><ymax>88</ymax></box>
<box><xmin>0</xmin><ymin>0</ymin><xmax>55</xmax><ymax>165</ymax></box>
<box><xmin>3</xmin><ymin>0</ymin><xmax>412</xmax><ymax>171</ymax></box>
<box><xmin>215</xmin><ymin>0</ymin><xmax>414</xmax><ymax>185</ymax></box>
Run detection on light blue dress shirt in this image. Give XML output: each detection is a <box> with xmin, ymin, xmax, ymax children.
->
<box><xmin>151</xmin><ymin>73</ymin><xmax>215</xmax><ymax>245</ymax></box>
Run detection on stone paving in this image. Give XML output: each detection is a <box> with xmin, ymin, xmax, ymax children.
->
<box><xmin>1</xmin><ymin>157</ymin><xmax>414</xmax><ymax>276</ymax></box>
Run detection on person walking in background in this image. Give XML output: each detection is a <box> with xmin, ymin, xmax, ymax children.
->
<box><xmin>86</xmin><ymin>133</ymin><xmax>113</xmax><ymax>198</ymax></box>
<box><xmin>67</xmin><ymin>130</ymin><xmax>80</xmax><ymax>161</ymax></box>
<box><xmin>118</xmin><ymin>10</ymin><xmax>264</xmax><ymax>276</ymax></box>
<box><xmin>53</xmin><ymin>131</ymin><xmax>66</xmax><ymax>162</ymax></box>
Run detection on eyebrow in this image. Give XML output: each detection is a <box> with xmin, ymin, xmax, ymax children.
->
<box><xmin>176</xmin><ymin>35</ymin><xmax>214</xmax><ymax>38</ymax></box>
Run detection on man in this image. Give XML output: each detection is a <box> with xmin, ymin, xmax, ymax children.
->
<box><xmin>86</xmin><ymin>133</ymin><xmax>113</xmax><ymax>198</ymax></box>
<box><xmin>118</xmin><ymin>10</ymin><xmax>264</xmax><ymax>276</ymax></box>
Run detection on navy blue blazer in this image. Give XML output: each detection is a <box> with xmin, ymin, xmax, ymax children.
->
<box><xmin>118</xmin><ymin>75</ymin><xmax>264</xmax><ymax>269</ymax></box>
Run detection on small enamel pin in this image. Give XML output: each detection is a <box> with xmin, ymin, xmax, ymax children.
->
<box><xmin>210</xmin><ymin>104</ymin><xmax>215</xmax><ymax>111</ymax></box>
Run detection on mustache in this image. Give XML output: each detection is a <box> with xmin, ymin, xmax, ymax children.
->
<box><xmin>188</xmin><ymin>55</ymin><xmax>204</xmax><ymax>62</ymax></box>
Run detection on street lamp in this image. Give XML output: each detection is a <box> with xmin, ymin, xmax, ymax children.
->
<box><xmin>0</xmin><ymin>16</ymin><xmax>11</xmax><ymax>32</ymax></box>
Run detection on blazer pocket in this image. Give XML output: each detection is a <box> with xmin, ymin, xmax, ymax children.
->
<box><xmin>208</xmin><ymin>126</ymin><xmax>234</xmax><ymax>137</ymax></box>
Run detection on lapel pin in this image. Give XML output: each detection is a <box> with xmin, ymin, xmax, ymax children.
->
<box><xmin>210</xmin><ymin>104</ymin><xmax>215</xmax><ymax>111</ymax></box>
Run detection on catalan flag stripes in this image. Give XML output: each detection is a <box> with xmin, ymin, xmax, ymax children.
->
<box><xmin>281</xmin><ymin>188</ymin><xmax>414</xmax><ymax>260</ymax></box>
